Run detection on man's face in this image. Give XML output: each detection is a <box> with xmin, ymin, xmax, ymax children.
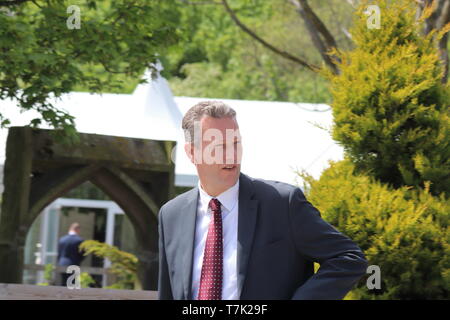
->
<box><xmin>185</xmin><ymin>116</ymin><xmax>242</xmax><ymax>194</ymax></box>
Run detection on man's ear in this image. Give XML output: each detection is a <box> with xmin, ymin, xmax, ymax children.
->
<box><xmin>184</xmin><ymin>143</ymin><xmax>195</xmax><ymax>164</ymax></box>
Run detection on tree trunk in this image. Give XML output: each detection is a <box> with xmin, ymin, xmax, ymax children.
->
<box><xmin>418</xmin><ymin>0</ymin><xmax>450</xmax><ymax>83</ymax></box>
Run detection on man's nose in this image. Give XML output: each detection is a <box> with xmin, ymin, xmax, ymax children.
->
<box><xmin>224</xmin><ymin>147</ymin><xmax>241</xmax><ymax>164</ymax></box>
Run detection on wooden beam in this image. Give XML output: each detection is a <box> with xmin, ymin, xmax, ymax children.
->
<box><xmin>0</xmin><ymin>127</ymin><xmax>33</xmax><ymax>283</ymax></box>
<box><xmin>27</xmin><ymin>164</ymin><xmax>102</xmax><ymax>227</ymax></box>
<box><xmin>30</xmin><ymin>128</ymin><xmax>174</xmax><ymax>171</ymax></box>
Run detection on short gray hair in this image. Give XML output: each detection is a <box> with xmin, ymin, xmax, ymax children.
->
<box><xmin>182</xmin><ymin>100</ymin><xmax>237</xmax><ymax>143</ymax></box>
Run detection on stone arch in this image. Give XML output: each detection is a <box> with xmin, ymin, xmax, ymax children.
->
<box><xmin>0</xmin><ymin>127</ymin><xmax>176</xmax><ymax>290</ymax></box>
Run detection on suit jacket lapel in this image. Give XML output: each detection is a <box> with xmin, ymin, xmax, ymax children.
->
<box><xmin>179</xmin><ymin>173</ymin><xmax>258</xmax><ymax>300</ymax></box>
<box><xmin>237</xmin><ymin>173</ymin><xmax>259</xmax><ymax>298</ymax></box>
<box><xmin>180</xmin><ymin>187</ymin><xmax>199</xmax><ymax>300</ymax></box>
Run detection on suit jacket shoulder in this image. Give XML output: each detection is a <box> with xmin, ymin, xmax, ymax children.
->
<box><xmin>250</xmin><ymin>175</ymin><xmax>298</xmax><ymax>195</ymax></box>
<box><xmin>244</xmin><ymin>174</ymin><xmax>303</xmax><ymax>210</ymax></box>
<box><xmin>159</xmin><ymin>187</ymin><xmax>198</xmax><ymax>222</ymax></box>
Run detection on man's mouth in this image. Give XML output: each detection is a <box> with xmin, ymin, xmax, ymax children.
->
<box><xmin>222</xmin><ymin>165</ymin><xmax>236</xmax><ymax>171</ymax></box>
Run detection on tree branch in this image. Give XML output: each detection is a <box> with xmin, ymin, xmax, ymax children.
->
<box><xmin>436</xmin><ymin>0</ymin><xmax>450</xmax><ymax>29</ymax></box>
<box><xmin>288</xmin><ymin>0</ymin><xmax>340</xmax><ymax>74</ymax></box>
<box><xmin>100</xmin><ymin>61</ymin><xmax>129</xmax><ymax>75</ymax></box>
<box><xmin>437</xmin><ymin>0</ymin><xmax>450</xmax><ymax>82</ymax></box>
<box><xmin>221</xmin><ymin>0</ymin><xmax>318</xmax><ymax>72</ymax></box>
<box><xmin>178</xmin><ymin>0</ymin><xmax>221</xmax><ymax>5</ymax></box>
<box><xmin>341</xmin><ymin>27</ymin><xmax>352</xmax><ymax>41</ymax></box>
<box><xmin>417</xmin><ymin>0</ymin><xmax>450</xmax><ymax>82</ymax></box>
<box><xmin>0</xmin><ymin>0</ymin><xmax>31</xmax><ymax>6</ymax></box>
<box><xmin>345</xmin><ymin>0</ymin><xmax>357</xmax><ymax>9</ymax></box>
<box><xmin>299</xmin><ymin>0</ymin><xmax>338</xmax><ymax>50</ymax></box>
<box><xmin>30</xmin><ymin>0</ymin><xmax>41</xmax><ymax>8</ymax></box>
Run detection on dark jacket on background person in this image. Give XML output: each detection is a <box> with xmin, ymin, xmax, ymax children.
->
<box><xmin>57</xmin><ymin>234</ymin><xmax>85</xmax><ymax>266</ymax></box>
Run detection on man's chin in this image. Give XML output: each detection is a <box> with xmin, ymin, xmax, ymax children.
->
<box><xmin>220</xmin><ymin>167</ymin><xmax>240</xmax><ymax>183</ymax></box>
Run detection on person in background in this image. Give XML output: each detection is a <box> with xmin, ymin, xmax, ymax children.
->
<box><xmin>57</xmin><ymin>222</ymin><xmax>85</xmax><ymax>286</ymax></box>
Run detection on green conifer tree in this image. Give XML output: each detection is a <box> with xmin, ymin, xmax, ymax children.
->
<box><xmin>326</xmin><ymin>0</ymin><xmax>450</xmax><ymax>197</ymax></box>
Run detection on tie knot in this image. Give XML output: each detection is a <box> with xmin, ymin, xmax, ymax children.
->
<box><xmin>209</xmin><ymin>198</ymin><xmax>221</xmax><ymax>212</ymax></box>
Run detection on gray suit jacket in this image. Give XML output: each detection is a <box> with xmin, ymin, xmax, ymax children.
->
<box><xmin>158</xmin><ymin>172</ymin><xmax>368</xmax><ymax>300</ymax></box>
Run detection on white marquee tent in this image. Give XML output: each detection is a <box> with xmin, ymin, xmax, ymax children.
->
<box><xmin>0</xmin><ymin>71</ymin><xmax>344</xmax><ymax>190</ymax></box>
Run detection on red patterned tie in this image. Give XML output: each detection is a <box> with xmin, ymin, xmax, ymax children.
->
<box><xmin>197</xmin><ymin>198</ymin><xmax>223</xmax><ymax>300</ymax></box>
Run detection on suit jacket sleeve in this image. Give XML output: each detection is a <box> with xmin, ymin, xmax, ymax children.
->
<box><xmin>288</xmin><ymin>187</ymin><xmax>368</xmax><ymax>300</ymax></box>
<box><xmin>158</xmin><ymin>206</ymin><xmax>174</xmax><ymax>300</ymax></box>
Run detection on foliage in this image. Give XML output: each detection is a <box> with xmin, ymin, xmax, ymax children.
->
<box><xmin>169</xmin><ymin>61</ymin><xmax>331</xmax><ymax>102</ymax></box>
<box><xmin>43</xmin><ymin>263</ymin><xmax>54</xmax><ymax>283</ymax></box>
<box><xmin>37</xmin><ymin>263</ymin><xmax>55</xmax><ymax>286</ymax></box>
<box><xmin>166</xmin><ymin>0</ymin><xmax>355</xmax><ymax>103</ymax></box>
<box><xmin>79</xmin><ymin>240</ymin><xmax>138</xmax><ymax>290</ymax></box>
<box><xmin>64</xmin><ymin>181</ymin><xmax>111</xmax><ymax>201</ymax></box>
<box><xmin>0</xmin><ymin>0</ymin><xmax>182</xmax><ymax>138</ymax></box>
<box><xmin>299</xmin><ymin>159</ymin><xmax>449</xmax><ymax>300</ymax></box>
<box><xmin>325</xmin><ymin>0</ymin><xmax>450</xmax><ymax>197</ymax></box>
<box><xmin>80</xmin><ymin>272</ymin><xmax>95</xmax><ymax>288</ymax></box>
<box><xmin>36</xmin><ymin>263</ymin><xmax>94</xmax><ymax>288</ymax></box>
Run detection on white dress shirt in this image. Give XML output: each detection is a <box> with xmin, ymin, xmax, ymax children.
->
<box><xmin>191</xmin><ymin>179</ymin><xmax>239</xmax><ymax>300</ymax></box>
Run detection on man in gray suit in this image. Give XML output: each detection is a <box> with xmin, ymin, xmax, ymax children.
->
<box><xmin>158</xmin><ymin>100</ymin><xmax>368</xmax><ymax>300</ymax></box>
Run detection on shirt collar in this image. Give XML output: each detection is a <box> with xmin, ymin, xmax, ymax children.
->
<box><xmin>68</xmin><ymin>231</ymin><xmax>77</xmax><ymax>235</ymax></box>
<box><xmin>197</xmin><ymin>178</ymin><xmax>240</xmax><ymax>213</ymax></box>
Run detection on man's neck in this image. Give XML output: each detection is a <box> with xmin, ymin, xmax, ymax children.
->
<box><xmin>198</xmin><ymin>178</ymin><xmax>239</xmax><ymax>197</ymax></box>
<box><xmin>199</xmin><ymin>183</ymin><xmax>224</xmax><ymax>197</ymax></box>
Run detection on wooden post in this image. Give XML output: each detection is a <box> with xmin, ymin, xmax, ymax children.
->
<box><xmin>0</xmin><ymin>127</ymin><xmax>33</xmax><ymax>283</ymax></box>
